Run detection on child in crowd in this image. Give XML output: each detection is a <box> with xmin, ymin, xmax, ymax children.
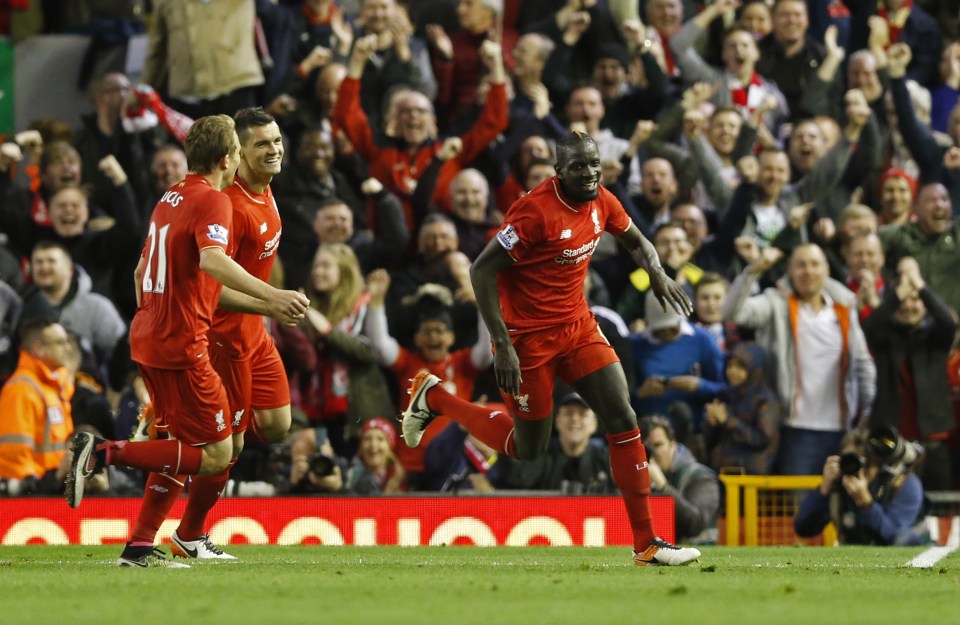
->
<box><xmin>344</xmin><ymin>418</ymin><xmax>406</xmax><ymax>495</ymax></box>
<box><xmin>704</xmin><ymin>343</ymin><xmax>781</xmax><ymax>475</ymax></box>
<box><xmin>364</xmin><ymin>269</ymin><xmax>493</xmax><ymax>488</ymax></box>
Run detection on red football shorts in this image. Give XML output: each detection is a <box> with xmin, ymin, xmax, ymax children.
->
<box><xmin>137</xmin><ymin>360</ymin><xmax>231</xmax><ymax>446</ymax></box>
<box><xmin>500</xmin><ymin>315</ymin><xmax>619</xmax><ymax>421</ymax></box>
<box><xmin>210</xmin><ymin>334</ymin><xmax>291</xmax><ymax>432</ymax></box>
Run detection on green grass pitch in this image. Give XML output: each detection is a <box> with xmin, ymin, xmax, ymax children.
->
<box><xmin>0</xmin><ymin>546</ymin><xmax>956</xmax><ymax>625</ymax></box>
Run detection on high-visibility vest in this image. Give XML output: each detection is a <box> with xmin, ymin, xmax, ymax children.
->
<box><xmin>0</xmin><ymin>352</ymin><xmax>74</xmax><ymax>480</ymax></box>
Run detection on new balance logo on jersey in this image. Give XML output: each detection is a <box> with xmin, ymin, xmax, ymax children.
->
<box><xmin>516</xmin><ymin>394</ymin><xmax>530</xmax><ymax>413</ymax></box>
<box><xmin>206</xmin><ymin>224</ymin><xmax>229</xmax><ymax>245</ymax></box>
<box><xmin>559</xmin><ymin>229</ymin><xmax>572</xmax><ymax>239</ymax></box>
<box><xmin>232</xmin><ymin>409</ymin><xmax>245</xmax><ymax>428</ymax></box>
<box><xmin>258</xmin><ymin>228</ymin><xmax>282</xmax><ymax>259</ymax></box>
<box><xmin>260</xmin><ymin>222</ymin><xmax>267</xmax><ymax>234</ymax></box>
<box><xmin>215</xmin><ymin>409</ymin><xmax>226</xmax><ymax>432</ymax></box>
<box><xmin>489</xmin><ymin>410</ymin><xmax>503</xmax><ymax>419</ymax></box>
<box><xmin>149</xmin><ymin>485</ymin><xmax>169</xmax><ymax>494</ymax></box>
<box><xmin>591</xmin><ymin>208</ymin><xmax>601</xmax><ymax>234</ymax></box>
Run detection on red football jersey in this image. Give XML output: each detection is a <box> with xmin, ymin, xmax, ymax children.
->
<box><xmin>130</xmin><ymin>174</ymin><xmax>232</xmax><ymax>369</ymax></box>
<box><xmin>209</xmin><ymin>178</ymin><xmax>282</xmax><ymax>359</ymax></box>
<box><xmin>495</xmin><ymin>177</ymin><xmax>630</xmax><ymax>331</ymax></box>
<box><xmin>391</xmin><ymin>347</ymin><xmax>481</xmax><ymax>473</ymax></box>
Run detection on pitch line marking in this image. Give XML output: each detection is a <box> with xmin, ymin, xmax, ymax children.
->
<box><xmin>905</xmin><ymin>546</ymin><xmax>957</xmax><ymax>569</ymax></box>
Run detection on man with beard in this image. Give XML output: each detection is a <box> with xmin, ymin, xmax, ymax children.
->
<box><xmin>398</xmin><ymin>132</ymin><xmax>702</xmax><ymax>567</ymax></box>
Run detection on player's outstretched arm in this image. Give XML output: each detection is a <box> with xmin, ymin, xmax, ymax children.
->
<box><xmin>199</xmin><ymin>247</ymin><xmax>308</xmax><ymax>325</ymax></box>
<box><xmin>470</xmin><ymin>238</ymin><xmax>520</xmax><ymax>397</ymax></box>
<box><xmin>218</xmin><ymin>286</ymin><xmax>270</xmax><ymax>316</ymax></box>
<box><xmin>615</xmin><ymin>222</ymin><xmax>693</xmax><ymax>317</ymax></box>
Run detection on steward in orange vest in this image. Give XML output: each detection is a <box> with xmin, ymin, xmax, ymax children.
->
<box><xmin>0</xmin><ymin>318</ymin><xmax>75</xmax><ymax>491</ymax></box>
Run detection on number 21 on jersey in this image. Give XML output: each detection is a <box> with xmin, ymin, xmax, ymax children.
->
<box><xmin>142</xmin><ymin>221</ymin><xmax>170</xmax><ymax>294</ymax></box>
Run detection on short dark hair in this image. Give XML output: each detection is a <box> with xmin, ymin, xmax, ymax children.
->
<box><xmin>317</xmin><ymin>197</ymin><xmax>350</xmax><ymax>213</ymax></box>
<box><xmin>694</xmin><ymin>272</ymin><xmax>728</xmax><ymax>296</ymax></box>
<box><xmin>31</xmin><ymin>239</ymin><xmax>72</xmax><ymax>260</ymax></box>
<box><xmin>18</xmin><ymin>316</ymin><xmax>59</xmax><ymax>348</ymax></box>
<box><xmin>639</xmin><ymin>414</ymin><xmax>675</xmax><ymax>442</ymax></box>
<box><xmin>417</xmin><ymin>307</ymin><xmax>454</xmax><ymax>333</ymax></box>
<box><xmin>555</xmin><ymin>131</ymin><xmax>598</xmax><ymax>167</ymax></box>
<box><xmin>40</xmin><ymin>141</ymin><xmax>81</xmax><ymax>173</ymax></box>
<box><xmin>234</xmin><ymin>107</ymin><xmax>276</xmax><ymax>145</ymax></box>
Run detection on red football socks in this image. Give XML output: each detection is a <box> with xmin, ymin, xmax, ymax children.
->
<box><xmin>103</xmin><ymin>439</ymin><xmax>203</xmax><ymax>475</ymax></box>
<box><xmin>130</xmin><ymin>472</ymin><xmax>186</xmax><ymax>544</ymax></box>
<box><xmin>177</xmin><ymin>460</ymin><xmax>235</xmax><ymax>540</ymax></box>
<box><xmin>606</xmin><ymin>428</ymin><xmax>655</xmax><ymax>550</ymax></box>
<box><xmin>427</xmin><ymin>386</ymin><xmax>517</xmax><ymax>458</ymax></box>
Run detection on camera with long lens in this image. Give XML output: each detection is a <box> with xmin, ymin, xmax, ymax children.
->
<box><xmin>307</xmin><ymin>453</ymin><xmax>336</xmax><ymax>478</ymax></box>
<box><xmin>839</xmin><ymin>426</ymin><xmax>921</xmax><ymax>477</ymax></box>
<box><xmin>867</xmin><ymin>425</ymin><xmax>922</xmax><ymax>474</ymax></box>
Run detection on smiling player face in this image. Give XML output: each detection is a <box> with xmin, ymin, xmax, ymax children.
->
<box><xmin>241</xmin><ymin>122</ymin><xmax>284</xmax><ymax>180</ymax></box>
<box><xmin>556</xmin><ymin>139</ymin><xmax>601</xmax><ymax>203</ymax></box>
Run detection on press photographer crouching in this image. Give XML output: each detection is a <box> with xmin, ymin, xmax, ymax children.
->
<box><xmin>287</xmin><ymin>426</ymin><xmax>348</xmax><ymax>494</ymax></box>
<box><xmin>794</xmin><ymin>427</ymin><xmax>925</xmax><ymax>545</ymax></box>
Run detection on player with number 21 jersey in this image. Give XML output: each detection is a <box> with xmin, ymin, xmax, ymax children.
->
<box><xmin>130</xmin><ymin>175</ymin><xmax>232</xmax><ymax>369</ymax></box>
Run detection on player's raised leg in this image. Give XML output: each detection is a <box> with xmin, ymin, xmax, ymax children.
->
<box><xmin>402</xmin><ymin>372</ymin><xmax>520</xmax><ymax>456</ymax></box>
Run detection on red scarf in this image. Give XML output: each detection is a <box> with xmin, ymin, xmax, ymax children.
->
<box><xmin>657</xmin><ymin>30</ymin><xmax>678</xmax><ymax>77</ymax></box>
<box><xmin>845</xmin><ymin>274</ymin><xmax>885</xmax><ymax>324</ymax></box>
<box><xmin>877</xmin><ymin>0</ymin><xmax>912</xmax><ymax>44</ymax></box>
<box><xmin>302</xmin><ymin>1</ymin><xmax>338</xmax><ymax>25</ymax></box>
<box><xmin>30</xmin><ymin>191</ymin><xmax>50</xmax><ymax>227</ymax></box>
<box><xmin>731</xmin><ymin>72</ymin><xmax>763</xmax><ymax>109</ymax></box>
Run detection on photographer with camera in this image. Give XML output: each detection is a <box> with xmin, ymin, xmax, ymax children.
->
<box><xmin>287</xmin><ymin>426</ymin><xmax>347</xmax><ymax>495</ymax></box>
<box><xmin>794</xmin><ymin>427</ymin><xmax>925</xmax><ymax>546</ymax></box>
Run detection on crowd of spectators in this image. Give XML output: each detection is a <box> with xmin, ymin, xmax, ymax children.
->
<box><xmin>3</xmin><ymin>0</ymin><xmax>960</xmax><ymax>545</ymax></box>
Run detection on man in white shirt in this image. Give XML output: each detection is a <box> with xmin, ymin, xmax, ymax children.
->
<box><xmin>722</xmin><ymin>244</ymin><xmax>876</xmax><ymax>475</ymax></box>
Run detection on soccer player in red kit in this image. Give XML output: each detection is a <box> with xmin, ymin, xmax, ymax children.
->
<box><xmin>117</xmin><ymin>108</ymin><xmax>295</xmax><ymax>562</ymax></box>
<box><xmin>64</xmin><ymin>115</ymin><xmax>309</xmax><ymax>567</ymax></box>
<box><xmin>402</xmin><ymin>132</ymin><xmax>703</xmax><ymax>566</ymax></box>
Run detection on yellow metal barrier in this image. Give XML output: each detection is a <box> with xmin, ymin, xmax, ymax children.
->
<box><xmin>718</xmin><ymin>474</ymin><xmax>838</xmax><ymax>547</ymax></box>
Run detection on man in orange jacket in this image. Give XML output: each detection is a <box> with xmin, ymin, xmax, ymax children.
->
<box><xmin>0</xmin><ymin>317</ymin><xmax>74</xmax><ymax>494</ymax></box>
